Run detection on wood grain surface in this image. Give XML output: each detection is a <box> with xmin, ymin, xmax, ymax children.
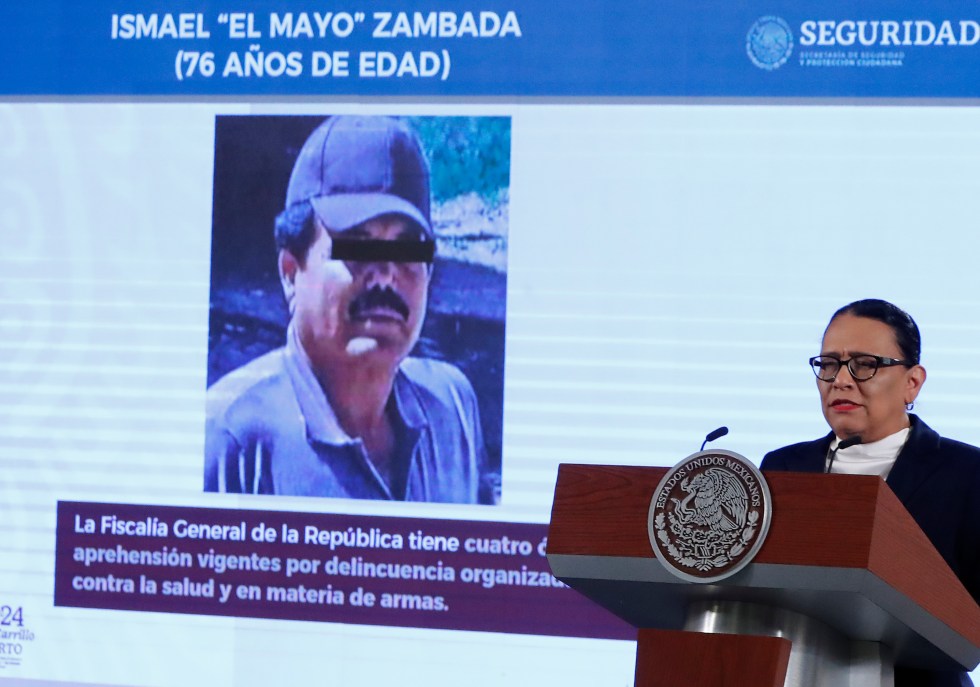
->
<box><xmin>634</xmin><ymin>628</ymin><xmax>791</xmax><ymax>687</ymax></box>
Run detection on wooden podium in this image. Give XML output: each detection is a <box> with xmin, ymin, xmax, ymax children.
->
<box><xmin>547</xmin><ymin>464</ymin><xmax>980</xmax><ymax>687</ymax></box>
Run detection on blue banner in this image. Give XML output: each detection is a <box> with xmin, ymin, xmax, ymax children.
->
<box><xmin>4</xmin><ymin>0</ymin><xmax>980</xmax><ymax>97</ymax></box>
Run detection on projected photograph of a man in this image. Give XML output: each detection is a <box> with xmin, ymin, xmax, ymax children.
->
<box><xmin>204</xmin><ymin>115</ymin><xmax>508</xmax><ymax>505</ymax></box>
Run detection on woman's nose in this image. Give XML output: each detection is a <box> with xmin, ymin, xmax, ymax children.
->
<box><xmin>832</xmin><ymin>362</ymin><xmax>855</xmax><ymax>387</ymax></box>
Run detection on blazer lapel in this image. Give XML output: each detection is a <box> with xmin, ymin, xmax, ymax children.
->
<box><xmin>885</xmin><ymin>415</ymin><xmax>944</xmax><ymax>506</ymax></box>
<box><xmin>804</xmin><ymin>433</ymin><xmax>834</xmax><ymax>472</ymax></box>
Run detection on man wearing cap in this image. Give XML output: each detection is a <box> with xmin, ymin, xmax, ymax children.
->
<box><xmin>204</xmin><ymin>116</ymin><xmax>497</xmax><ymax>504</ymax></box>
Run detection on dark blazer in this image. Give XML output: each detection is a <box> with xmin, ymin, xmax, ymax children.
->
<box><xmin>762</xmin><ymin>415</ymin><xmax>980</xmax><ymax>687</ymax></box>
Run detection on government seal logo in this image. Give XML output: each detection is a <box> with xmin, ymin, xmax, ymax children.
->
<box><xmin>747</xmin><ymin>16</ymin><xmax>794</xmax><ymax>70</ymax></box>
<box><xmin>648</xmin><ymin>450</ymin><xmax>772</xmax><ymax>583</ymax></box>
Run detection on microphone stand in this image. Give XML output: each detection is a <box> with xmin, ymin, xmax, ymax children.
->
<box><xmin>826</xmin><ymin>436</ymin><xmax>862</xmax><ymax>473</ymax></box>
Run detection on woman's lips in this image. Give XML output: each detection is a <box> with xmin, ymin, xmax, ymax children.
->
<box><xmin>830</xmin><ymin>399</ymin><xmax>861</xmax><ymax>411</ymax></box>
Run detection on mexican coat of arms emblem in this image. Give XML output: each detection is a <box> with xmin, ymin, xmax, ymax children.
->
<box><xmin>648</xmin><ymin>450</ymin><xmax>772</xmax><ymax>583</ymax></box>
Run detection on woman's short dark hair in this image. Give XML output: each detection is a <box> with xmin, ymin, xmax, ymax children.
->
<box><xmin>828</xmin><ymin>298</ymin><xmax>921</xmax><ymax>364</ymax></box>
<box><xmin>274</xmin><ymin>201</ymin><xmax>317</xmax><ymax>263</ymax></box>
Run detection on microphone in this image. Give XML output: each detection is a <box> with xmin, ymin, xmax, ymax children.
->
<box><xmin>826</xmin><ymin>435</ymin><xmax>862</xmax><ymax>473</ymax></box>
<box><xmin>700</xmin><ymin>426</ymin><xmax>729</xmax><ymax>451</ymax></box>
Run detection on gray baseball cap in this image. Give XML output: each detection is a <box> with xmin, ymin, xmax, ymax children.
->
<box><xmin>285</xmin><ymin>115</ymin><xmax>432</xmax><ymax>235</ymax></box>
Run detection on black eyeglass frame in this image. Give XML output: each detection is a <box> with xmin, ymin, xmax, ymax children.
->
<box><xmin>808</xmin><ymin>354</ymin><xmax>913</xmax><ymax>382</ymax></box>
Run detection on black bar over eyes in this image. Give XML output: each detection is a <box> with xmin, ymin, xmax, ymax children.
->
<box><xmin>330</xmin><ymin>238</ymin><xmax>435</xmax><ymax>264</ymax></box>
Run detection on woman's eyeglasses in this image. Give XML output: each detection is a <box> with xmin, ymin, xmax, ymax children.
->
<box><xmin>808</xmin><ymin>354</ymin><xmax>912</xmax><ymax>382</ymax></box>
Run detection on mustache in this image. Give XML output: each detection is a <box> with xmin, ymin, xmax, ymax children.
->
<box><xmin>348</xmin><ymin>286</ymin><xmax>410</xmax><ymax>321</ymax></box>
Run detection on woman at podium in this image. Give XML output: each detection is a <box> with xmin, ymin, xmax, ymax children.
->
<box><xmin>761</xmin><ymin>298</ymin><xmax>980</xmax><ymax>687</ymax></box>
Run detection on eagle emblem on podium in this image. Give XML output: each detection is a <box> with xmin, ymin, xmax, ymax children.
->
<box><xmin>649</xmin><ymin>450</ymin><xmax>772</xmax><ymax>583</ymax></box>
<box><xmin>671</xmin><ymin>468</ymin><xmax>748</xmax><ymax>532</ymax></box>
